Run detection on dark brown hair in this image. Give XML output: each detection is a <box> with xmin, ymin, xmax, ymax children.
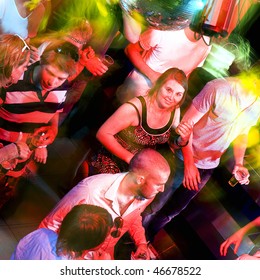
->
<box><xmin>56</xmin><ymin>204</ymin><xmax>113</xmax><ymax>259</ymax></box>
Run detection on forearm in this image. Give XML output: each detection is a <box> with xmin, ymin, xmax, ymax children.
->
<box><xmin>96</xmin><ymin>132</ymin><xmax>134</xmax><ymax>164</ymax></box>
<box><xmin>233</xmin><ymin>134</ymin><xmax>248</xmax><ymax>166</ymax></box>
<box><xmin>128</xmin><ymin>214</ymin><xmax>147</xmax><ymax>246</ymax></box>
<box><xmin>49</xmin><ymin>113</ymin><xmax>59</xmax><ymax>131</ymax></box>
<box><xmin>182</xmin><ymin>145</ymin><xmax>194</xmax><ymax>166</ymax></box>
<box><xmin>180</xmin><ymin>131</ymin><xmax>194</xmax><ymax>166</ymax></box>
<box><xmin>236</xmin><ymin>217</ymin><xmax>260</xmax><ymax>241</ymax></box>
<box><xmin>125</xmin><ymin>44</ymin><xmax>158</xmax><ymax>82</ymax></box>
<box><xmin>243</xmin><ymin>217</ymin><xmax>260</xmax><ymax>234</ymax></box>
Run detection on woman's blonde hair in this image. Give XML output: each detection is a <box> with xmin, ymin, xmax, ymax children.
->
<box><xmin>0</xmin><ymin>34</ymin><xmax>30</xmax><ymax>85</ymax></box>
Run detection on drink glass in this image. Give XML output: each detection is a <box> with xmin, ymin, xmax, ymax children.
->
<box><xmin>101</xmin><ymin>54</ymin><xmax>114</xmax><ymax>67</ymax></box>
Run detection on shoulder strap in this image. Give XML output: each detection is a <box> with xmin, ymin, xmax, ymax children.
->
<box><xmin>126</xmin><ymin>100</ymin><xmax>141</xmax><ymax>125</ymax></box>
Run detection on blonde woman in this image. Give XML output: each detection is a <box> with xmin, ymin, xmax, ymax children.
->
<box><xmin>0</xmin><ymin>34</ymin><xmax>31</xmax><ymax>166</ymax></box>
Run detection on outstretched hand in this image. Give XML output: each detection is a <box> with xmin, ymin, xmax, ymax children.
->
<box><xmin>220</xmin><ymin>229</ymin><xmax>245</xmax><ymax>256</ymax></box>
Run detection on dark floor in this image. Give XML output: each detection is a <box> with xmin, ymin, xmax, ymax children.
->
<box><xmin>0</xmin><ymin>137</ymin><xmax>259</xmax><ymax>260</ymax></box>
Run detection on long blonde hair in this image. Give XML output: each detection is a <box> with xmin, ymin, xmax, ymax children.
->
<box><xmin>0</xmin><ymin>34</ymin><xmax>30</xmax><ymax>86</ymax></box>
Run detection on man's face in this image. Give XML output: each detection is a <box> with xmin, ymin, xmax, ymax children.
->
<box><xmin>40</xmin><ymin>64</ymin><xmax>69</xmax><ymax>91</ymax></box>
<box><xmin>137</xmin><ymin>170</ymin><xmax>170</xmax><ymax>200</ymax></box>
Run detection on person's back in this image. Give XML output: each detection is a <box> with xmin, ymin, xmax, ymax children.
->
<box><xmin>11</xmin><ymin>228</ymin><xmax>66</xmax><ymax>260</ymax></box>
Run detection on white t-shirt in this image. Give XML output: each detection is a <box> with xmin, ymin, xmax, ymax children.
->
<box><xmin>116</xmin><ymin>28</ymin><xmax>211</xmax><ymax>103</ymax></box>
<box><xmin>0</xmin><ymin>0</ymin><xmax>29</xmax><ymax>39</ymax></box>
<box><xmin>192</xmin><ymin>78</ymin><xmax>260</xmax><ymax>169</ymax></box>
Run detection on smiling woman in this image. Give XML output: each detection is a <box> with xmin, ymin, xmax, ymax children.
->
<box><xmin>86</xmin><ymin>67</ymin><xmax>191</xmax><ymax>177</ymax></box>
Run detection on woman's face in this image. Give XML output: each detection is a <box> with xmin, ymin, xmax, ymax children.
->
<box><xmin>7</xmin><ymin>52</ymin><xmax>30</xmax><ymax>86</ymax></box>
<box><xmin>156</xmin><ymin>79</ymin><xmax>185</xmax><ymax>109</ymax></box>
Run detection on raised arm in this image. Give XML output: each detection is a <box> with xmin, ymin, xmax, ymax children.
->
<box><xmin>125</xmin><ymin>40</ymin><xmax>160</xmax><ymax>85</ymax></box>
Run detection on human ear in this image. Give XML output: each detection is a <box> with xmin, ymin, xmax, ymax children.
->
<box><xmin>136</xmin><ymin>175</ymin><xmax>145</xmax><ymax>185</ymax></box>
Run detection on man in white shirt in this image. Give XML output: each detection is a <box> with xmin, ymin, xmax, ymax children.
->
<box><xmin>39</xmin><ymin>148</ymin><xmax>170</xmax><ymax>260</ymax></box>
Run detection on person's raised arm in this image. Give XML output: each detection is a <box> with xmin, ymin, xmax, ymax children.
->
<box><xmin>122</xmin><ymin>12</ymin><xmax>142</xmax><ymax>44</ymax></box>
<box><xmin>125</xmin><ymin>41</ymin><xmax>160</xmax><ymax>85</ymax></box>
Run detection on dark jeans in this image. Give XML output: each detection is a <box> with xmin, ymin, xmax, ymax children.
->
<box><xmin>142</xmin><ymin>156</ymin><xmax>185</xmax><ymax>227</ymax></box>
<box><xmin>145</xmin><ymin>167</ymin><xmax>214</xmax><ymax>241</ymax></box>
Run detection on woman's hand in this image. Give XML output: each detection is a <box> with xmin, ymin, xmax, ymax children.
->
<box><xmin>175</xmin><ymin>121</ymin><xmax>193</xmax><ymax>144</ymax></box>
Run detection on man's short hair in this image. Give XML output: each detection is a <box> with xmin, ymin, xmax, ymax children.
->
<box><xmin>129</xmin><ymin>148</ymin><xmax>170</xmax><ymax>175</ymax></box>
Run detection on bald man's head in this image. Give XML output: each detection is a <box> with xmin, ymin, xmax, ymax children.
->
<box><xmin>129</xmin><ymin>148</ymin><xmax>170</xmax><ymax>179</ymax></box>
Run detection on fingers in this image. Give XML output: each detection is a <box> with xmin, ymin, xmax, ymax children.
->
<box><xmin>34</xmin><ymin>156</ymin><xmax>47</xmax><ymax>164</ymax></box>
<box><xmin>34</xmin><ymin>147</ymin><xmax>47</xmax><ymax>164</ymax></box>
<box><xmin>183</xmin><ymin>170</ymin><xmax>201</xmax><ymax>191</ymax></box>
<box><xmin>233</xmin><ymin>166</ymin><xmax>250</xmax><ymax>185</ymax></box>
<box><xmin>33</xmin><ymin>127</ymin><xmax>45</xmax><ymax>136</ymax></box>
<box><xmin>183</xmin><ymin>178</ymin><xmax>199</xmax><ymax>191</ymax></box>
<box><xmin>239</xmin><ymin>178</ymin><xmax>250</xmax><ymax>185</ymax></box>
<box><xmin>176</xmin><ymin>122</ymin><xmax>193</xmax><ymax>143</ymax></box>
<box><xmin>176</xmin><ymin>122</ymin><xmax>193</xmax><ymax>134</ymax></box>
<box><xmin>220</xmin><ymin>241</ymin><xmax>228</xmax><ymax>256</ymax></box>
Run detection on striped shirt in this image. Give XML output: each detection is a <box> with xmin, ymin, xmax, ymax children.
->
<box><xmin>0</xmin><ymin>63</ymin><xmax>70</xmax><ymax>136</ymax></box>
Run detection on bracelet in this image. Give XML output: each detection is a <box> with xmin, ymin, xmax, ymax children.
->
<box><xmin>38</xmin><ymin>145</ymin><xmax>47</xmax><ymax>149</ymax></box>
<box><xmin>13</xmin><ymin>143</ymin><xmax>21</xmax><ymax>157</ymax></box>
<box><xmin>175</xmin><ymin>137</ymin><xmax>189</xmax><ymax>148</ymax></box>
